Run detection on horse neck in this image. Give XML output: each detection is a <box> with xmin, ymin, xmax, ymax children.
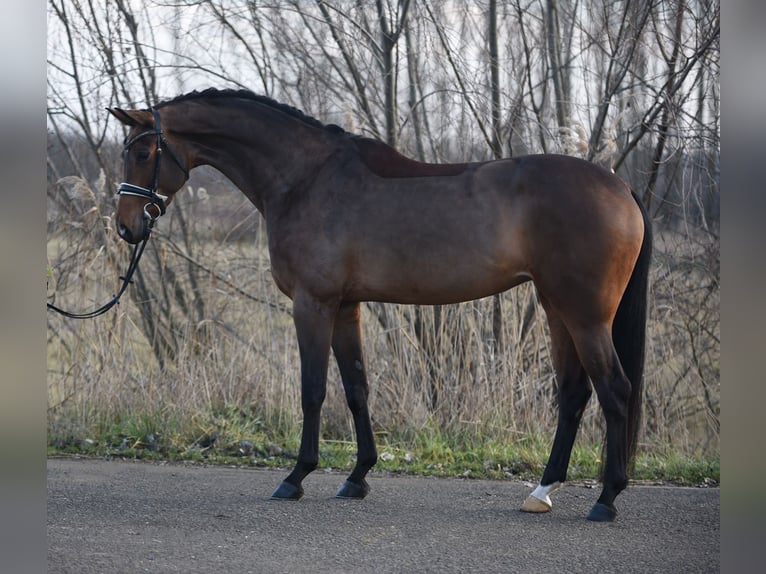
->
<box><xmin>168</xmin><ymin>102</ymin><xmax>336</xmax><ymax>214</ymax></box>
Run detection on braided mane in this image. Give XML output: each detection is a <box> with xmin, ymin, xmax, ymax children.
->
<box><xmin>156</xmin><ymin>88</ymin><xmax>334</xmax><ymax>132</ymax></box>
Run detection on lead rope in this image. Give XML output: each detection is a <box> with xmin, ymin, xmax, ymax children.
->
<box><xmin>46</xmin><ymin>226</ymin><xmax>153</xmax><ymax>320</ymax></box>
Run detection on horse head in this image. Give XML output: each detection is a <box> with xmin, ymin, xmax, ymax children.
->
<box><xmin>108</xmin><ymin>107</ymin><xmax>189</xmax><ymax>243</ymax></box>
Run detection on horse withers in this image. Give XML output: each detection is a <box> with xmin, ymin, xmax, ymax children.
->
<box><xmin>109</xmin><ymin>89</ymin><xmax>651</xmax><ymax>522</ymax></box>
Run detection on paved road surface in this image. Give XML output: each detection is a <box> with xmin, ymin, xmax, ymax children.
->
<box><xmin>47</xmin><ymin>457</ymin><xmax>719</xmax><ymax>573</ymax></box>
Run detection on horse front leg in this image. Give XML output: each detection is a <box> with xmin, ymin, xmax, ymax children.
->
<box><xmin>271</xmin><ymin>293</ymin><xmax>337</xmax><ymax>500</ymax></box>
<box><xmin>332</xmin><ymin>302</ymin><xmax>377</xmax><ymax>499</ymax></box>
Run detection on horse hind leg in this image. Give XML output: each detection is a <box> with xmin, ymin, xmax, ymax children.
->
<box><xmin>331</xmin><ymin>302</ymin><xmax>378</xmax><ymax>498</ymax></box>
<box><xmin>521</xmin><ymin>306</ymin><xmax>591</xmax><ymax>514</ymax></box>
<box><xmin>571</xmin><ymin>325</ymin><xmax>633</xmax><ymax>522</ymax></box>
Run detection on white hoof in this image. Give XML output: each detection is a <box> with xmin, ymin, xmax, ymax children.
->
<box><xmin>519</xmin><ymin>482</ymin><xmax>561</xmax><ymax>513</ymax></box>
<box><xmin>520</xmin><ymin>494</ymin><xmax>552</xmax><ymax>513</ymax></box>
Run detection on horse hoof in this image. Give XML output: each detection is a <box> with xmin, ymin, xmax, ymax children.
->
<box><xmin>271</xmin><ymin>481</ymin><xmax>304</xmax><ymax>500</ymax></box>
<box><xmin>336</xmin><ymin>479</ymin><xmax>369</xmax><ymax>499</ymax></box>
<box><xmin>520</xmin><ymin>494</ymin><xmax>552</xmax><ymax>513</ymax></box>
<box><xmin>587</xmin><ymin>502</ymin><xmax>617</xmax><ymax>522</ymax></box>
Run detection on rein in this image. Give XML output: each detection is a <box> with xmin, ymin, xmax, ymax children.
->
<box><xmin>46</xmin><ymin>230</ymin><xmax>152</xmax><ymax>319</ymax></box>
<box><xmin>47</xmin><ymin>107</ymin><xmax>184</xmax><ymax>320</ymax></box>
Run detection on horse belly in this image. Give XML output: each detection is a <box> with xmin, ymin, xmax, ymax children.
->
<box><xmin>348</xmin><ymin>240</ymin><xmax>529</xmax><ymax>305</ymax></box>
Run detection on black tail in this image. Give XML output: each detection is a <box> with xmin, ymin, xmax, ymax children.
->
<box><xmin>612</xmin><ymin>191</ymin><xmax>652</xmax><ymax>470</ymax></box>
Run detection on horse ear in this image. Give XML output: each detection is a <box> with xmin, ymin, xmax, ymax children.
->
<box><xmin>107</xmin><ymin>108</ymin><xmax>152</xmax><ymax>127</ymax></box>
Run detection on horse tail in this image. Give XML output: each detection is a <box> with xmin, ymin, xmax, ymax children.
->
<box><xmin>612</xmin><ymin>190</ymin><xmax>652</xmax><ymax>470</ymax></box>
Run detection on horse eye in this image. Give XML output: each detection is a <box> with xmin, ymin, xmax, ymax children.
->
<box><xmin>136</xmin><ymin>149</ymin><xmax>150</xmax><ymax>162</ymax></box>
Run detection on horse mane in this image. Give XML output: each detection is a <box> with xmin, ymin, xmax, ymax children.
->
<box><xmin>156</xmin><ymin>88</ymin><xmax>467</xmax><ymax>178</ymax></box>
<box><xmin>156</xmin><ymin>88</ymin><xmax>333</xmax><ymax>133</ymax></box>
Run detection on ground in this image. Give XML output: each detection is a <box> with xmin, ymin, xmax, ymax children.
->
<box><xmin>48</xmin><ymin>457</ymin><xmax>719</xmax><ymax>573</ymax></box>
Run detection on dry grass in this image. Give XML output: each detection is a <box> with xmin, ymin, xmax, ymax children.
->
<box><xmin>47</xmin><ymin>180</ymin><xmax>720</xmax><ymax>463</ymax></box>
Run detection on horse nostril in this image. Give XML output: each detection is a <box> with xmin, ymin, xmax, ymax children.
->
<box><xmin>117</xmin><ymin>223</ymin><xmax>133</xmax><ymax>243</ymax></box>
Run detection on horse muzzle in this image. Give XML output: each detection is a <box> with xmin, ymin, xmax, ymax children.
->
<box><xmin>115</xmin><ymin>203</ymin><xmax>157</xmax><ymax>244</ymax></box>
<box><xmin>117</xmin><ymin>218</ymin><xmax>149</xmax><ymax>244</ymax></box>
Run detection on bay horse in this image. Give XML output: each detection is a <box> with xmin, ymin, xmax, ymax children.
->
<box><xmin>109</xmin><ymin>88</ymin><xmax>651</xmax><ymax>522</ymax></box>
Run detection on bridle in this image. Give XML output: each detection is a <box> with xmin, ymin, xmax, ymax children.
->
<box><xmin>47</xmin><ymin>107</ymin><xmax>188</xmax><ymax>320</ymax></box>
<box><xmin>117</xmin><ymin>107</ymin><xmax>189</xmax><ymax>222</ymax></box>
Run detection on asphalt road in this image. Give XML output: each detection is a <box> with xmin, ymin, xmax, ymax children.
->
<box><xmin>47</xmin><ymin>457</ymin><xmax>719</xmax><ymax>573</ymax></box>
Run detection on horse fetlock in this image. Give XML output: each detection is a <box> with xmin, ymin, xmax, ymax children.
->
<box><xmin>348</xmin><ymin>456</ymin><xmax>376</xmax><ymax>484</ymax></box>
<box><xmin>359</xmin><ymin>453</ymin><xmax>378</xmax><ymax>469</ymax></box>
<box><xmin>296</xmin><ymin>460</ymin><xmax>319</xmax><ymax>475</ymax></box>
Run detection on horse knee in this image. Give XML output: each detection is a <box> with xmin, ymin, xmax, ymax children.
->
<box><xmin>301</xmin><ymin>387</ymin><xmax>327</xmax><ymax>414</ymax></box>
<box><xmin>344</xmin><ymin>385</ymin><xmax>369</xmax><ymax>413</ymax></box>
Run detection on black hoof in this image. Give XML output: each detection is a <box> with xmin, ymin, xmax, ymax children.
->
<box><xmin>336</xmin><ymin>479</ymin><xmax>370</xmax><ymax>499</ymax></box>
<box><xmin>587</xmin><ymin>502</ymin><xmax>617</xmax><ymax>522</ymax></box>
<box><xmin>271</xmin><ymin>481</ymin><xmax>304</xmax><ymax>500</ymax></box>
